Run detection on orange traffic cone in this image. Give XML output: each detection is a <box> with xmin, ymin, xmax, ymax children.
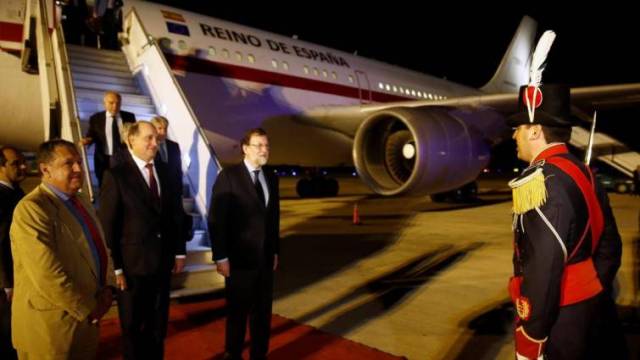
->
<box><xmin>352</xmin><ymin>203</ymin><xmax>361</xmax><ymax>225</ymax></box>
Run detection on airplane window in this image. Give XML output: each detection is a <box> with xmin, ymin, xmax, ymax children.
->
<box><xmin>222</xmin><ymin>49</ymin><xmax>229</xmax><ymax>58</ymax></box>
<box><xmin>417</xmin><ymin>91</ymin><xmax>422</xmax><ymax>97</ymax></box>
<box><xmin>247</xmin><ymin>54</ymin><xmax>255</xmax><ymax>63</ymax></box>
<box><xmin>411</xmin><ymin>90</ymin><xmax>416</xmax><ymax>96</ymax></box>
<box><xmin>178</xmin><ymin>40</ymin><xmax>187</xmax><ymax>50</ymax></box>
<box><xmin>313</xmin><ymin>67</ymin><xmax>319</xmax><ymax>76</ymax></box>
<box><xmin>304</xmin><ymin>65</ymin><xmax>309</xmax><ymax>74</ymax></box>
<box><xmin>322</xmin><ymin>69</ymin><xmax>328</xmax><ymax>78</ymax></box>
<box><xmin>282</xmin><ymin>61</ymin><xmax>289</xmax><ymax>71</ymax></box>
<box><xmin>393</xmin><ymin>86</ymin><xmax>398</xmax><ymax>92</ymax></box>
<box><xmin>399</xmin><ymin>87</ymin><xmax>404</xmax><ymax>94</ymax></box>
<box><xmin>235</xmin><ymin>51</ymin><xmax>242</xmax><ymax>62</ymax></box>
<box><xmin>208</xmin><ymin>46</ymin><xmax>216</xmax><ymax>56</ymax></box>
<box><xmin>271</xmin><ymin>59</ymin><xmax>278</xmax><ymax>68</ymax></box>
<box><xmin>332</xmin><ymin>71</ymin><xmax>337</xmax><ymax>79</ymax></box>
<box><xmin>158</xmin><ymin>38</ymin><xmax>172</xmax><ymax>50</ymax></box>
<box><xmin>378</xmin><ymin>83</ymin><xmax>384</xmax><ymax>89</ymax></box>
<box><xmin>385</xmin><ymin>84</ymin><xmax>391</xmax><ymax>91</ymax></box>
<box><xmin>348</xmin><ymin>75</ymin><xmax>354</xmax><ymax>83</ymax></box>
<box><xmin>428</xmin><ymin>93</ymin><xmax>433</xmax><ymax>99</ymax></box>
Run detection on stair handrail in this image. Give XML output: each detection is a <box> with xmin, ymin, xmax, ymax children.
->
<box><xmin>120</xmin><ymin>6</ymin><xmax>222</xmax><ymax>228</ymax></box>
<box><xmin>124</xmin><ymin>7</ymin><xmax>221</xmax><ymax>167</ymax></box>
<box><xmin>49</xmin><ymin>23</ymin><xmax>96</xmax><ymax>201</ymax></box>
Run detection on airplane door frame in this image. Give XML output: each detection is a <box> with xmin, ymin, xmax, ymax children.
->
<box><xmin>355</xmin><ymin>70</ymin><xmax>372</xmax><ymax>104</ymax></box>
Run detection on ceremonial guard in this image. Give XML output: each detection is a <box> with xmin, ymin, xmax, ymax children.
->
<box><xmin>507</xmin><ymin>82</ymin><xmax>624</xmax><ymax>359</ymax></box>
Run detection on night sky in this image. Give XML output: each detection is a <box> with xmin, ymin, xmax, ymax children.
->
<box><xmin>147</xmin><ymin>2</ymin><xmax>639</xmax><ymax>168</ymax></box>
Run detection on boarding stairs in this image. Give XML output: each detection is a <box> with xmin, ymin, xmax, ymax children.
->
<box><xmin>570</xmin><ymin>126</ymin><xmax>640</xmax><ymax>178</ymax></box>
<box><xmin>66</xmin><ymin>44</ymin><xmax>222</xmax><ymax>297</ymax></box>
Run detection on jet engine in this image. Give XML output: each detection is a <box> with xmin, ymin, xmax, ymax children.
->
<box><xmin>353</xmin><ymin>107</ymin><xmax>491</xmax><ymax>196</ymax></box>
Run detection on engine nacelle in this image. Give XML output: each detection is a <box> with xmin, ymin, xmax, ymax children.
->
<box><xmin>353</xmin><ymin>107</ymin><xmax>491</xmax><ymax>196</ymax></box>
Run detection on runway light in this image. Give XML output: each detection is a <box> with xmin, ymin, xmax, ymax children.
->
<box><xmin>292</xmin><ymin>171</ymin><xmax>297</xmax><ymax>176</ymax></box>
<box><xmin>352</xmin><ymin>172</ymin><xmax>357</xmax><ymax>177</ymax></box>
<box><xmin>513</xmin><ymin>168</ymin><xmax>520</xmax><ymax>173</ymax></box>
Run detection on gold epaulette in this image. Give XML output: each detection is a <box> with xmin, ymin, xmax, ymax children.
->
<box><xmin>508</xmin><ymin>162</ymin><xmax>548</xmax><ymax>214</ymax></box>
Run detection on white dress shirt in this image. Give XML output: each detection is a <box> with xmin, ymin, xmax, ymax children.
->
<box><xmin>129</xmin><ymin>150</ymin><xmax>161</xmax><ymax>196</ymax></box>
<box><xmin>105</xmin><ymin>112</ymin><xmax>123</xmax><ymax>155</ymax></box>
<box><xmin>244</xmin><ymin>159</ymin><xmax>269</xmax><ymax>205</ymax></box>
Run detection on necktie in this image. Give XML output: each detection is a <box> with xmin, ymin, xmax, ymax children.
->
<box><xmin>253</xmin><ymin>169</ymin><xmax>265</xmax><ymax>205</ymax></box>
<box><xmin>69</xmin><ymin>196</ymin><xmax>107</xmax><ymax>286</ymax></box>
<box><xmin>146</xmin><ymin>163</ymin><xmax>159</xmax><ymax>199</ymax></box>
<box><xmin>111</xmin><ymin>115</ymin><xmax>121</xmax><ymax>151</ymax></box>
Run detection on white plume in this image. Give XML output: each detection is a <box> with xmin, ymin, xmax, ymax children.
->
<box><xmin>529</xmin><ymin>30</ymin><xmax>556</xmax><ymax>86</ymax></box>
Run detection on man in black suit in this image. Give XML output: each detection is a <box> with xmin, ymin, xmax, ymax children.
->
<box><xmin>99</xmin><ymin>121</ymin><xmax>185</xmax><ymax>359</ymax></box>
<box><xmin>208</xmin><ymin>128</ymin><xmax>280</xmax><ymax>360</ymax></box>
<box><xmin>0</xmin><ymin>146</ymin><xmax>26</xmax><ymax>360</ymax></box>
<box><xmin>82</xmin><ymin>91</ymin><xmax>136</xmax><ymax>185</ymax></box>
<box><xmin>151</xmin><ymin>116</ymin><xmax>192</xmax><ymax>243</ymax></box>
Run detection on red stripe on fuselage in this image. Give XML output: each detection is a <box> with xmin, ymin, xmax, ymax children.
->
<box><xmin>164</xmin><ymin>53</ymin><xmax>412</xmax><ymax>103</ymax></box>
<box><xmin>0</xmin><ymin>21</ymin><xmax>23</xmax><ymax>43</ymax></box>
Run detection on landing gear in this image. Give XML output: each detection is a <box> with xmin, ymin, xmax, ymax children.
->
<box><xmin>430</xmin><ymin>182</ymin><xmax>478</xmax><ymax>203</ymax></box>
<box><xmin>296</xmin><ymin>176</ymin><xmax>339</xmax><ymax>198</ymax></box>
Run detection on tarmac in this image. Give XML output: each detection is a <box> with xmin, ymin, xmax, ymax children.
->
<box><xmin>23</xmin><ymin>172</ymin><xmax>639</xmax><ymax>359</ymax></box>
<box><xmin>272</xmin><ymin>174</ymin><xmax>640</xmax><ymax>359</ymax></box>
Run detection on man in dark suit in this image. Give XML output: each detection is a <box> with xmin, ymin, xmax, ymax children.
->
<box><xmin>82</xmin><ymin>91</ymin><xmax>136</xmax><ymax>185</ymax></box>
<box><xmin>0</xmin><ymin>146</ymin><xmax>26</xmax><ymax>360</ymax></box>
<box><xmin>208</xmin><ymin>128</ymin><xmax>280</xmax><ymax>360</ymax></box>
<box><xmin>151</xmin><ymin>116</ymin><xmax>192</xmax><ymax>243</ymax></box>
<box><xmin>99</xmin><ymin>121</ymin><xmax>185</xmax><ymax>360</ymax></box>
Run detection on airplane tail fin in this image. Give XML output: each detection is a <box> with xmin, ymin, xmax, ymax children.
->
<box><xmin>481</xmin><ymin>16</ymin><xmax>537</xmax><ymax>94</ymax></box>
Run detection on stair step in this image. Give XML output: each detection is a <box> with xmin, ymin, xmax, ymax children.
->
<box><xmin>70</xmin><ymin>65</ymin><xmax>133</xmax><ymax>79</ymax></box>
<box><xmin>73</xmin><ymin>79</ymin><xmax>140</xmax><ymax>94</ymax></box>
<box><xmin>76</xmin><ymin>99</ymin><xmax>156</xmax><ymax>117</ymax></box>
<box><xmin>75</xmin><ymin>88</ymin><xmax>153</xmax><ymax>105</ymax></box>
<box><xmin>185</xmin><ymin>245</ymin><xmax>213</xmax><ymax>267</ymax></box>
<box><xmin>67</xmin><ymin>44</ymin><xmax>124</xmax><ymax>58</ymax></box>
<box><xmin>70</xmin><ymin>58</ymin><xmax>130</xmax><ymax>72</ymax></box>
<box><xmin>72</xmin><ymin>72</ymin><xmax>137</xmax><ymax>87</ymax></box>
<box><xmin>67</xmin><ymin>50</ymin><xmax>127</xmax><ymax>65</ymax></box>
<box><xmin>170</xmin><ymin>264</ymin><xmax>223</xmax><ymax>298</ymax></box>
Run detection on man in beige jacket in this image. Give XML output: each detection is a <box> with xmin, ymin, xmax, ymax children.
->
<box><xmin>10</xmin><ymin>139</ymin><xmax>114</xmax><ymax>359</ymax></box>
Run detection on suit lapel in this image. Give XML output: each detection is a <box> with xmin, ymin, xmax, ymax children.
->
<box><xmin>39</xmin><ymin>185</ymin><xmax>99</xmax><ymax>281</ymax></box>
<box><xmin>98</xmin><ymin>112</ymin><xmax>107</xmax><ymax>146</ymax></box>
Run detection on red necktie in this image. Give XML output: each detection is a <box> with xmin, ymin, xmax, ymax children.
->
<box><xmin>145</xmin><ymin>163</ymin><xmax>159</xmax><ymax>199</ymax></box>
<box><xmin>70</xmin><ymin>196</ymin><xmax>107</xmax><ymax>286</ymax></box>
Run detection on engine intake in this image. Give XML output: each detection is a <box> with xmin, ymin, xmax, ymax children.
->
<box><xmin>353</xmin><ymin>107</ymin><xmax>490</xmax><ymax>196</ymax></box>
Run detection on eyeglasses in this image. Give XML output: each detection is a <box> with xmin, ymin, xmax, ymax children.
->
<box><xmin>248</xmin><ymin>144</ymin><xmax>270</xmax><ymax>150</ymax></box>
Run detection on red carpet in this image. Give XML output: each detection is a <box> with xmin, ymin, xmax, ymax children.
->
<box><xmin>97</xmin><ymin>298</ymin><xmax>405</xmax><ymax>359</ymax></box>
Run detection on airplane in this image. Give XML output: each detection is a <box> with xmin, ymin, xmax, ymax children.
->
<box><xmin>1</xmin><ymin>0</ymin><xmax>639</xmax><ymax>204</ymax></box>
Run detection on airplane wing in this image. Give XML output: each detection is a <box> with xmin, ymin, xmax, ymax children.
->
<box><xmin>299</xmin><ymin>83</ymin><xmax>640</xmax><ymax>137</ymax></box>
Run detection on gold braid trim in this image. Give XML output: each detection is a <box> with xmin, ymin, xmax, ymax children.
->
<box><xmin>509</xmin><ymin>167</ymin><xmax>547</xmax><ymax>214</ymax></box>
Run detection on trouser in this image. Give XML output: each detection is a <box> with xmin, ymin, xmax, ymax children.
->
<box><xmin>117</xmin><ymin>272</ymin><xmax>171</xmax><ymax>360</ymax></box>
<box><xmin>545</xmin><ymin>295</ymin><xmax>598</xmax><ymax>359</ymax></box>
<box><xmin>0</xmin><ymin>295</ymin><xmax>16</xmax><ymax>359</ymax></box>
<box><xmin>586</xmin><ymin>291</ymin><xmax>629</xmax><ymax>360</ymax></box>
<box><xmin>225</xmin><ymin>267</ymin><xmax>274</xmax><ymax>360</ymax></box>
